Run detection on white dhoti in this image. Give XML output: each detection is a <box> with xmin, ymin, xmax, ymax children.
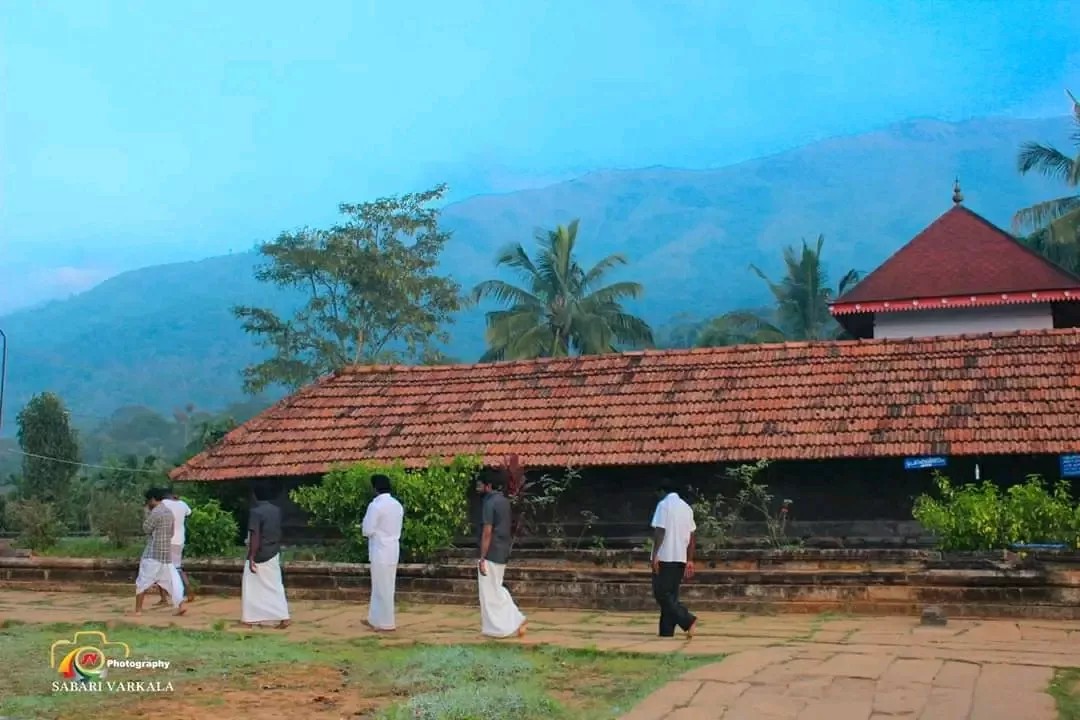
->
<box><xmin>368</xmin><ymin>563</ymin><xmax>398</xmax><ymax>630</ymax></box>
<box><xmin>135</xmin><ymin>558</ymin><xmax>184</xmax><ymax>608</ymax></box>
<box><xmin>478</xmin><ymin>561</ymin><xmax>526</xmax><ymax>638</ymax></box>
<box><xmin>242</xmin><ymin>554</ymin><xmax>290</xmax><ymax>624</ymax></box>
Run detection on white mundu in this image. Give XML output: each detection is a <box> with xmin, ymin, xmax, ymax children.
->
<box><xmin>242</xmin><ymin>554</ymin><xmax>290</xmax><ymax>624</ymax></box>
<box><xmin>362</xmin><ymin>492</ymin><xmax>404</xmax><ymax>631</ymax></box>
<box><xmin>650</xmin><ymin>492</ymin><xmax>696</xmax><ymax>563</ymax></box>
<box><xmin>478</xmin><ymin>561</ymin><xmax>526</xmax><ymax>638</ymax></box>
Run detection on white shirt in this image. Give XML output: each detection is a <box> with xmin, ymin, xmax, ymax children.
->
<box><xmin>162</xmin><ymin>498</ymin><xmax>192</xmax><ymax>547</ymax></box>
<box><xmin>362</xmin><ymin>493</ymin><xmax>404</xmax><ymax>565</ymax></box>
<box><xmin>650</xmin><ymin>493</ymin><xmax>696</xmax><ymax>563</ymax></box>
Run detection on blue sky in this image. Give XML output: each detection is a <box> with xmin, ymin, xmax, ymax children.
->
<box><xmin>2</xmin><ymin>0</ymin><xmax>1078</xmax><ymax>313</ymax></box>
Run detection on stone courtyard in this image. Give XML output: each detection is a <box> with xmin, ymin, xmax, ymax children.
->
<box><xmin>0</xmin><ymin>589</ymin><xmax>1074</xmax><ymax>719</ymax></box>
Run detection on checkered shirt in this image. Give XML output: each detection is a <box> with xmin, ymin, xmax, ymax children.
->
<box><xmin>142</xmin><ymin>503</ymin><xmax>175</xmax><ymax>563</ymax></box>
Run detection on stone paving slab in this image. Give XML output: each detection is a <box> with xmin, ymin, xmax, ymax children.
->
<box><xmin>0</xmin><ymin>589</ymin><xmax>1074</xmax><ymax>719</ymax></box>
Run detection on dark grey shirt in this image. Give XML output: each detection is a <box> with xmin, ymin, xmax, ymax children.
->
<box><xmin>480</xmin><ymin>491</ymin><xmax>513</xmax><ymax>565</ymax></box>
<box><xmin>248</xmin><ymin>501</ymin><xmax>282</xmax><ymax>564</ymax></box>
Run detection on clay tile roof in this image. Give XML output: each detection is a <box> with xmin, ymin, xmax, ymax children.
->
<box><xmin>171</xmin><ymin>329</ymin><xmax>1080</xmax><ymax>481</ymax></box>
<box><xmin>831</xmin><ymin>206</ymin><xmax>1080</xmax><ymax>312</ymax></box>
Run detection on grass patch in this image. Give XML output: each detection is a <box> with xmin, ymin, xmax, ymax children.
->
<box><xmin>1049</xmin><ymin>668</ymin><xmax>1080</xmax><ymax>720</ymax></box>
<box><xmin>0</xmin><ymin>621</ymin><xmax>717</xmax><ymax>719</ymax></box>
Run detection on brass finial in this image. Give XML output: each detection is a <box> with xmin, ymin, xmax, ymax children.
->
<box><xmin>952</xmin><ymin>177</ymin><xmax>963</xmax><ymax>205</ymax></box>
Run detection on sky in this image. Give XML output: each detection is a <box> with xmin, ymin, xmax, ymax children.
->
<box><xmin>1</xmin><ymin>0</ymin><xmax>1079</xmax><ymax>314</ymax></box>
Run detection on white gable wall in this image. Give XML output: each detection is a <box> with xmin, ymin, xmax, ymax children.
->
<box><xmin>872</xmin><ymin>303</ymin><xmax>1054</xmax><ymax>339</ymax></box>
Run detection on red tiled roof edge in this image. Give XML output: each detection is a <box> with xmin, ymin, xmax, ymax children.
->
<box><xmin>170</xmin><ymin>328</ymin><xmax>1080</xmax><ymax>482</ymax></box>
<box><xmin>831</xmin><ymin>206</ymin><xmax>1080</xmax><ymax>310</ymax></box>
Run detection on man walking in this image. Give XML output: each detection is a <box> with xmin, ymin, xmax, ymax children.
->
<box><xmin>160</xmin><ymin>489</ymin><xmax>192</xmax><ymax>604</ymax></box>
<box><xmin>650</xmin><ymin>482</ymin><xmax>697</xmax><ymax>638</ymax></box>
<box><xmin>476</xmin><ymin>468</ymin><xmax>526</xmax><ymax>639</ymax></box>
<box><xmin>361</xmin><ymin>473</ymin><xmax>404</xmax><ymax>632</ymax></box>
<box><xmin>241</xmin><ymin>481</ymin><xmax>290</xmax><ymax>629</ymax></box>
<box><xmin>135</xmin><ymin>487</ymin><xmax>186</xmax><ymax>616</ymax></box>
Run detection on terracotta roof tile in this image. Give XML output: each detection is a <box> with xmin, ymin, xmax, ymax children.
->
<box><xmin>833</xmin><ymin>206</ymin><xmax>1080</xmax><ymax>306</ymax></box>
<box><xmin>170</xmin><ymin>329</ymin><xmax>1080</xmax><ymax>481</ymax></box>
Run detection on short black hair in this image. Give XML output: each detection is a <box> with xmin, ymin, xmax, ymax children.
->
<box><xmin>371</xmin><ymin>474</ymin><xmax>392</xmax><ymax>494</ymax></box>
<box><xmin>480</xmin><ymin>467</ymin><xmax>505</xmax><ymax>491</ymax></box>
<box><xmin>658</xmin><ymin>480</ymin><xmax>676</xmax><ymax>495</ymax></box>
<box><xmin>252</xmin><ymin>481</ymin><xmax>275</xmax><ymax>502</ymax></box>
<box><xmin>145</xmin><ymin>487</ymin><xmax>166</xmax><ymax>502</ymax></box>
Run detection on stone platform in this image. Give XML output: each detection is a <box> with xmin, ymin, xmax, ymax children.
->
<box><xmin>5</xmin><ymin>548</ymin><xmax>1080</xmax><ymax>619</ymax></box>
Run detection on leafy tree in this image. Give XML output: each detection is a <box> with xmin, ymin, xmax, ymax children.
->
<box><xmin>1013</xmin><ymin>90</ymin><xmax>1080</xmax><ymax>273</ymax></box>
<box><xmin>15</xmin><ymin>393</ymin><xmax>79</xmax><ymax>504</ymax></box>
<box><xmin>696</xmin><ymin>235</ymin><xmax>859</xmax><ymax>346</ymax></box>
<box><xmin>234</xmin><ymin>185</ymin><xmax>463</xmax><ymax>393</ymax></box>
<box><xmin>471</xmin><ymin>219</ymin><xmax>654</xmax><ymax>361</ymax></box>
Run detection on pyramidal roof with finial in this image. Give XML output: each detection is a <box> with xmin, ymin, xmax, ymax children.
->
<box><xmin>830</xmin><ymin>181</ymin><xmax>1080</xmax><ymax>316</ymax></box>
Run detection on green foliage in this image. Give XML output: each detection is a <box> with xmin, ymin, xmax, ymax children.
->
<box><xmin>471</xmin><ymin>219</ymin><xmax>654</xmax><ymax>361</ymax></box>
<box><xmin>184</xmin><ymin>500</ymin><xmax>240</xmax><ymax>558</ymax></box>
<box><xmin>7</xmin><ymin>499</ymin><xmax>66</xmax><ymax>551</ymax></box>
<box><xmin>694</xmin><ymin>236</ymin><xmax>860</xmax><ymax>347</ymax></box>
<box><xmin>234</xmin><ymin>184</ymin><xmax>463</xmax><ymax>394</ymax></box>
<box><xmin>90</xmin><ymin>496</ymin><xmax>145</xmax><ymax>548</ymax></box>
<box><xmin>913</xmin><ymin>472</ymin><xmax>1080</xmax><ymax>551</ymax></box>
<box><xmin>290</xmin><ymin>455</ymin><xmax>481</xmax><ymax>562</ymax></box>
<box><xmin>1013</xmin><ymin>90</ymin><xmax>1080</xmax><ymax>270</ymax></box>
<box><xmin>15</xmin><ymin>393</ymin><xmax>79</xmax><ymax>504</ymax></box>
<box><xmin>691</xmin><ymin>460</ymin><xmax>794</xmax><ymax>550</ymax></box>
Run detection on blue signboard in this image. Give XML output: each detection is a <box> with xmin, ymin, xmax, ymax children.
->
<box><xmin>904</xmin><ymin>457</ymin><xmax>947</xmax><ymax>471</ymax></box>
<box><xmin>1061</xmin><ymin>455</ymin><xmax>1080</xmax><ymax>478</ymax></box>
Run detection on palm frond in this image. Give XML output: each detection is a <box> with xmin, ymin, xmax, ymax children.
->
<box><xmin>581</xmin><ymin>253</ymin><xmax>630</xmax><ymax>289</ymax></box>
<box><xmin>470</xmin><ymin>279</ymin><xmax>543</xmax><ymax>308</ymax></box>
<box><xmin>835</xmin><ymin>269</ymin><xmax>863</xmax><ymax>298</ymax></box>
<box><xmin>1011</xmin><ymin>195</ymin><xmax>1080</xmax><ymax>233</ymax></box>
<box><xmin>1017</xmin><ymin>142</ymin><xmax>1076</xmax><ymax>183</ymax></box>
<box><xmin>580</xmin><ymin>281</ymin><xmax>645</xmax><ymax>306</ymax></box>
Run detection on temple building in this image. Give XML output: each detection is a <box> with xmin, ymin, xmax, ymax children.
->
<box><xmin>172</xmin><ymin>184</ymin><xmax>1080</xmax><ymax>543</ymax></box>
<box><xmin>830</xmin><ymin>181</ymin><xmax>1080</xmax><ymax>339</ymax></box>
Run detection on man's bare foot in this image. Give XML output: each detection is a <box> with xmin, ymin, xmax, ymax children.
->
<box><xmin>132</xmin><ymin>610</ymin><xmax>143</xmax><ymax>617</ymax></box>
<box><xmin>686</xmin><ymin>619</ymin><xmax>697</xmax><ymax>639</ymax></box>
<box><xmin>275</xmin><ymin>620</ymin><xmax>290</xmax><ymax>630</ymax></box>
<box><xmin>174</xmin><ymin>604</ymin><xmax>188</xmax><ymax>617</ymax></box>
<box><xmin>361</xmin><ymin>619</ymin><xmax>373</xmax><ymax>630</ymax></box>
<box><xmin>517</xmin><ymin>622</ymin><xmax>528</xmax><ymax>638</ymax></box>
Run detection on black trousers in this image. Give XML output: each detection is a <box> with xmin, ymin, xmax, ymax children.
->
<box><xmin>652</xmin><ymin>561</ymin><xmax>696</xmax><ymax>637</ymax></box>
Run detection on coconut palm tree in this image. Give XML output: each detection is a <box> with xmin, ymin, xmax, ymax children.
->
<box><xmin>696</xmin><ymin>235</ymin><xmax>860</xmax><ymax>347</ymax></box>
<box><xmin>471</xmin><ymin>219</ymin><xmax>654</xmax><ymax>361</ymax></box>
<box><xmin>1013</xmin><ymin>90</ymin><xmax>1080</xmax><ymax>272</ymax></box>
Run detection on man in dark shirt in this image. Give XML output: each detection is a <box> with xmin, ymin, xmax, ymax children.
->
<box><xmin>476</xmin><ymin>468</ymin><xmax>526</xmax><ymax>638</ymax></box>
<box><xmin>241</xmin><ymin>481</ymin><xmax>290</xmax><ymax>629</ymax></box>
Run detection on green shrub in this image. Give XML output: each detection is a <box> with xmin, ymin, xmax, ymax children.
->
<box><xmin>290</xmin><ymin>455</ymin><xmax>480</xmax><ymax>562</ymax></box>
<box><xmin>184</xmin><ymin>499</ymin><xmax>239</xmax><ymax>558</ymax></box>
<box><xmin>8</xmin><ymin>499</ymin><xmax>66</xmax><ymax>551</ymax></box>
<box><xmin>173</xmin><ymin>481</ymin><xmax>249</xmax><ymax>541</ymax></box>
<box><xmin>90</xmin><ymin>496</ymin><xmax>145</xmax><ymax>548</ymax></box>
<box><xmin>913</xmin><ymin>472</ymin><xmax>1078</xmax><ymax>551</ymax></box>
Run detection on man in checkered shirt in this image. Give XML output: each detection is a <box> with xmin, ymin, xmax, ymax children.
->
<box><xmin>134</xmin><ymin>488</ymin><xmax>187</xmax><ymax>616</ymax></box>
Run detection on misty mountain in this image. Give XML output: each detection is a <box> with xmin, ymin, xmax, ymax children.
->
<box><xmin>0</xmin><ymin>114</ymin><xmax>1070</xmax><ymax>430</ymax></box>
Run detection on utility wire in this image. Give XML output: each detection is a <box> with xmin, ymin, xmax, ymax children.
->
<box><xmin>2</xmin><ymin>448</ymin><xmax>168</xmax><ymax>474</ymax></box>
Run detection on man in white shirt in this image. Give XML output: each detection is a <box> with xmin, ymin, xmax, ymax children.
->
<box><xmin>160</xmin><ymin>490</ymin><xmax>192</xmax><ymax>603</ymax></box>
<box><xmin>361</xmin><ymin>474</ymin><xmax>404</xmax><ymax>632</ymax></box>
<box><xmin>650</xmin><ymin>482</ymin><xmax>698</xmax><ymax>638</ymax></box>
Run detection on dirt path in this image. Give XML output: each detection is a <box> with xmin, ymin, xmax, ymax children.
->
<box><xmin>2</xmin><ymin>590</ymin><xmax>1076</xmax><ymax>719</ymax></box>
